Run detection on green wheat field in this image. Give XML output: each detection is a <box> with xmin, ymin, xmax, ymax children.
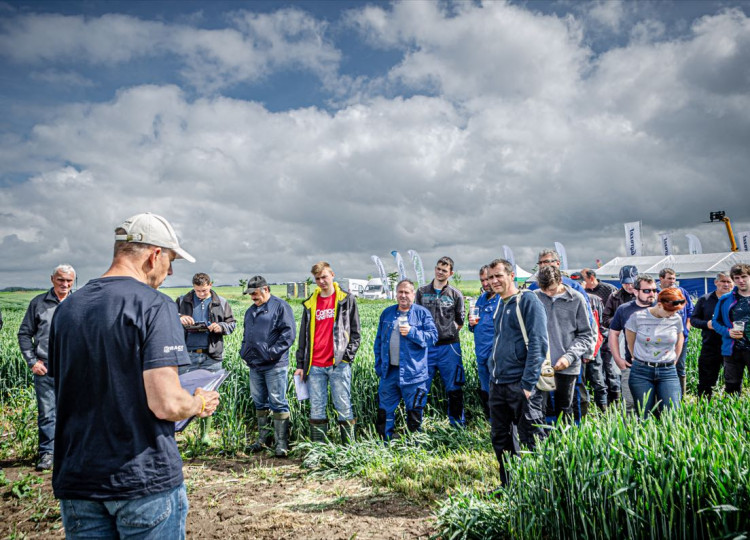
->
<box><xmin>1</xmin><ymin>286</ymin><xmax>748</xmax><ymax>539</ymax></box>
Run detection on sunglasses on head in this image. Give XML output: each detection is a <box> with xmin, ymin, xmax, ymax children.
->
<box><xmin>664</xmin><ymin>299</ymin><xmax>686</xmax><ymax>307</ymax></box>
<box><xmin>637</xmin><ymin>288</ymin><xmax>657</xmax><ymax>294</ymax></box>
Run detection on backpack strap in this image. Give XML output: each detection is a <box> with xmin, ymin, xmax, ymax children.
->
<box><xmin>515</xmin><ymin>291</ymin><xmax>530</xmax><ymax>348</ymax></box>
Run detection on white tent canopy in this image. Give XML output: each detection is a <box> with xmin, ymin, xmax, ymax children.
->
<box><xmin>515</xmin><ymin>265</ymin><xmax>532</xmax><ymax>279</ymax></box>
<box><xmin>595</xmin><ymin>252</ymin><xmax>750</xmax><ymax>296</ymax></box>
<box><xmin>596</xmin><ymin>252</ymin><xmax>750</xmax><ymax>280</ymax></box>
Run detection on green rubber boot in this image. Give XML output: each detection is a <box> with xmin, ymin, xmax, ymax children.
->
<box><xmin>273</xmin><ymin>412</ymin><xmax>291</xmax><ymax>457</ymax></box>
<box><xmin>310</xmin><ymin>419</ymin><xmax>328</xmax><ymax>443</ymax></box>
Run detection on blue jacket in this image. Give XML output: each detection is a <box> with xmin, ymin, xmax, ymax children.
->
<box><xmin>374</xmin><ymin>304</ymin><xmax>438</xmax><ymax>386</ymax></box>
<box><xmin>469</xmin><ymin>291</ymin><xmax>499</xmax><ymax>362</ymax></box>
<box><xmin>712</xmin><ymin>288</ymin><xmax>746</xmax><ymax>356</ymax></box>
<box><xmin>490</xmin><ymin>291</ymin><xmax>549</xmax><ymax>392</ymax></box>
<box><xmin>240</xmin><ymin>295</ymin><xmax>296</xmax><ymax>371</ymax></box>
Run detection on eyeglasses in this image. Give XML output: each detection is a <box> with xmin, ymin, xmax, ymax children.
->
<box><xmin>664</xmin><ymin>300</ymin><xmax>686</xmax><ymax>306</ymax></box>
<box><xmin>637</xmin><ymin>288</ymin><xmax>657</xmax><ymax>294</ymax></box>
<box><xmin>537</xmin><ymin>259</ymin><xmax>558</xmax><ymax>265</ymax></box>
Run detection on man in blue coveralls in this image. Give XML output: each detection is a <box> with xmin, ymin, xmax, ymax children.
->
<box><xmin>416</xmin><ymin>256</ymin><xmax>466</xmax><ymax>426</ymax></box>
<box><xmin>374</xmin><ymin>279</ymin><xmax>438</xmax><ymax>440</ymax></box>
<box><xmin>468</xmin><ymin>265</ymin><xmax>498</xmax><ymax>419</ymax></box>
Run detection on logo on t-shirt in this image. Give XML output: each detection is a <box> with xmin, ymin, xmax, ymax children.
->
<box><xmin>163</xmin><ymin>345</ymin><xmax>185</xmax><ymax>354</ymax></box>
<box><xmin>316</xmin><ymin>308</ymin><xmax>335</xmax><ymax>321</ymax></box>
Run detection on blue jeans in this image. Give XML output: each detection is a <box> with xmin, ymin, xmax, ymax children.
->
<box><xmin>34</xmin><ymin>373</ymin><xmax>55</xmax><ymax>455</ymax></box>
<box><xmin>248</xmin><ymin>366</ymin><xmax>289</xmax><ymax>413</ymax></box>
<box><xmin>60</xmin><ymin>484</ymin><xmax>188</xmax><ymax>539</ymax></box>
<box><xmin>675</xmin><ymin>344</ymin><xmax>687</xmax><ymax>378</ymax></box>
<box><xmin>600</xmin><ymin>342</ymin><xmax>621</xmax><ymax>393</ymax></box>
<box><xmin>426</xmin><ymin>343</ymin><xmax>465</xmax><ymax>426</ymax></box>
<box><xmin>376</xmin><ymin>367</ymin><xmax>428</xmax><ymax>440</ymax></box>
<box><xmin>476</xmin><ymin>354</ymin><xmax>491</xmax><ymax>393</ymax></box>
<box><xmin>628</xmin><ymin>361</ymin><xmax>681</xmax><ymax>417</ymax></box>
<box><xmin>308</xmin><ymin>363</ymin><xmax>353</xmax><ymax>421</ymax></box>
<box><xmin>178</xmin><ymin>352</ymin><xmax>222</xmax><ymax>375</ymax></box>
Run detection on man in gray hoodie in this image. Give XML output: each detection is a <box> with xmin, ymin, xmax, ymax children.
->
<box><xmin>534</xmin><ymin>266</ymin><xmax>595</xmax><ymax>422</ymax></box>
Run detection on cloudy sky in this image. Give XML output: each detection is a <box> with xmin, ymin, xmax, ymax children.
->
<box><xmin>1</xmin><ymin>0</ymin><xmax>749</xmax><ymax>288</ymax></box>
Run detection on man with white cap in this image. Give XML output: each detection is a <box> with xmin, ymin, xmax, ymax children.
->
<box><xmin>48</xmin><ymin>212</ymin><xmax>219</xmax><ymax>538</ymax></box>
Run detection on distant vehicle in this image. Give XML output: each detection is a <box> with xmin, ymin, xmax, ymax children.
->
<box><xmin>363</xmin><ymin>278</ymin><xmax>389</xmax><ymax>300</ymax></box>
<box><xmin>335</xmin><ymin>278</ymin><xmax>368</xmax><ymax>297</ymax></box>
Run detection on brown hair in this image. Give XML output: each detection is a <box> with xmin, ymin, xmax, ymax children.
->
<box><xmin>488</xmin><ymin>258</ymin><xmax>513</xmax><ymax>274</ymax></box>
<box><xmin>730</xmin><ymin>263</ymin><xmax>750</xmax><ymax>277</ymax></box>
<box><xmin>659</xmin><ymin>267</ymin><xmax>676</xmax><ymax>279</ymax></box>
<box><xmin>437</xmin><ymin>256</ymin><xmax>454</xmax><ymax>271</ymax></box>
<box><xmin>311</xmin><ymin>261</ymin><xmax>332</xmax><ymax>276</ymax></box>
<box><xmin>538</xmin><ymin>265</ymin><xmax>562</xmax><ymax>290</ymax></box>
<box><xmin>192</xmin><ymin>273</ymin><xmax>211</xmax><ymax>286</ymax></box>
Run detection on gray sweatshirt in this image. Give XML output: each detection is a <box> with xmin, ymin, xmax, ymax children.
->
<box><xmin>534</xmin><ymin>286</ymin><xmax>595</xmax><ymax>376</ymax></box>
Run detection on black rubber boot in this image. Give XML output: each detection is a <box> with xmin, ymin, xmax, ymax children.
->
<box><xmin>273</xmin><ymin>412</ymin><xmax>290</xmax><ymax>457</ymax></box>
<box><xmin>247</xmin><ymin>410</ymin><xmax>273</xmax><ymax>453</ymax></box>
<box><xmin>607</xmin><ymin>391</ymin><xmax>621</xmax><ymax>406</ymax></box>
<box><xmin>339</xmin><ymin>419</ymin><xmax>356</xmax><ymax>445</ymax></box>
<box><xmin>580</xmin><ymin>399</ymin><xmax>590</xmax><ymax>419</ymax></box>
<box><xmin>310</xmin><ymin>419</ymin><xmax>328</xmax><ymax>443</ymax></box>
<box><xmin>679</xmin><ymin>376</ymin><xmax>687</xmax><ymax>397</ymax></box>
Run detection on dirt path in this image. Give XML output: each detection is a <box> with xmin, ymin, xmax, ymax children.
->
<box><xmin>0</xmin><ymin>456</ymin><xmax>435</xmax><ymax>539</ymax></box>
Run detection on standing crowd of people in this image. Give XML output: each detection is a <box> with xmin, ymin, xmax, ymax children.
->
<box><xmin>8</xmin><ymin>211</ymin><xmax>750</xmax><ymax>536</ymax></box>
<box><xmin>483</xmin><ymin>252</ymin><xmax>750</xmax><ymax>487</ymax></box>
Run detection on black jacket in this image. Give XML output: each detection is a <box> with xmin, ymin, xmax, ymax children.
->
<box><xmin>602</xmin><ymin>288</ymin><xmax>634</xmax><ymax>328</ymax></box>
<box><xmin>176</xmin><ymin>290</ymin><xmax>236</xmax><ymax>360</ymax></box>
<box><xmin>691</xmin><ymin>291</ymin><xmax>722</xmax><ymax>349</ymax></box>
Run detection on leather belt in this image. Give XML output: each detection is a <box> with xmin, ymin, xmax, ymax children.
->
<box><xmin>634</xmin><ymin>358</ymin><xmax>670</xmax><ymax>368</ymax></box>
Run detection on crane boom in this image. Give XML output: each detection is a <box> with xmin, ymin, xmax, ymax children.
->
<box><xmin>709</xmin><ymin>211</ymin><xmax>738</xmax><ymax>252</ymax></box>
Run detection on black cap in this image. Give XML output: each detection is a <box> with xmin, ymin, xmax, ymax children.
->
<box><xmin>619</xmin><ymin>265</ymin><xmax>639</xmax><ymax>285</ymax></box>
<box><xmin>243</xmin><ymin>275</ymin><xmax>268</xmax><ymax>294</ymax></box>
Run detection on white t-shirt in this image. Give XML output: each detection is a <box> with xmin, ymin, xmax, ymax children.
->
<box><xmin>625</xmin><ymin>309</ymin><xmax>683</xmax><ymax>365</ymax></box>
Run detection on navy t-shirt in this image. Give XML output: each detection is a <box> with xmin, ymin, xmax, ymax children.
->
<box><xmin>610</xmin><ymin>300</ymin><xmax>653</xmax><ymax>362</ymax></box>
<box><xmin>48</xmin><ymin>276</ymin><xmax>190</xmax><ymax>500</ymax></box>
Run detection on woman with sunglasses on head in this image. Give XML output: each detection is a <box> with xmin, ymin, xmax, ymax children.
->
<box><xmin>624</xmin><ymin>288</ymin><xmax>686</xmax><ymax>417</ymax></box>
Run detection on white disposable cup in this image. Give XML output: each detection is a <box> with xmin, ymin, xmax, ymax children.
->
<box><xmin>470</xmin><ymin>307</ymin><xmax>480</xmax><ymax>323</ymax></box>
<box><xmin>398</xmin><ymin>315</ymin><xmax>408</xmax><ymax>329</ymax></box>
<box><xmin>733</xmin><ymin>321</ymin><xmax>746</xmax><ymax>333</ymax></box>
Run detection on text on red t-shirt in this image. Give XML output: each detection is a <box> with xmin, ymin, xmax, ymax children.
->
<box><xmin>311</xmin><ymin>293</ymin><xmax>336</xmax><ymax>367</ymax></box>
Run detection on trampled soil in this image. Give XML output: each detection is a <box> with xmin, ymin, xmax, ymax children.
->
<box><xmin>0</xmin><ymin>456</ymin><xmax>434</xmax><ymax>539</ymax></box>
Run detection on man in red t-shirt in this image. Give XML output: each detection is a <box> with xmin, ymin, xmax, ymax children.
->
<box><xmin>295</xmin><ymin>262</ymin><xmax>361</xmax><ymax>443</ymax></box>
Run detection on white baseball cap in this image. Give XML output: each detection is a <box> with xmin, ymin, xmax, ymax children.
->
<box><xmin>115</xmin><ymin>213</ymin><xmax>195</xmax><ymax>263</ymax></box>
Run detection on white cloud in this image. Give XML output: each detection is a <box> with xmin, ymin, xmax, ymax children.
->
<box><xmin>587</xmin><ymin>0</ymin><xmax>626</xmax><ymax>33</ymax></box>
<box><xmin>0</xmin><ymin>9</ymin><xmax>340</xmax><ymax>93</ymax></box>
<box><xmin>1</xmin><ymin>2</ymin><xmax>749</xmax><ymax>288</ymax></box>
<box><xmin>346</xmin><ymin>1</ymin><xmax>589</xmax><ymax>105</ymax></box>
